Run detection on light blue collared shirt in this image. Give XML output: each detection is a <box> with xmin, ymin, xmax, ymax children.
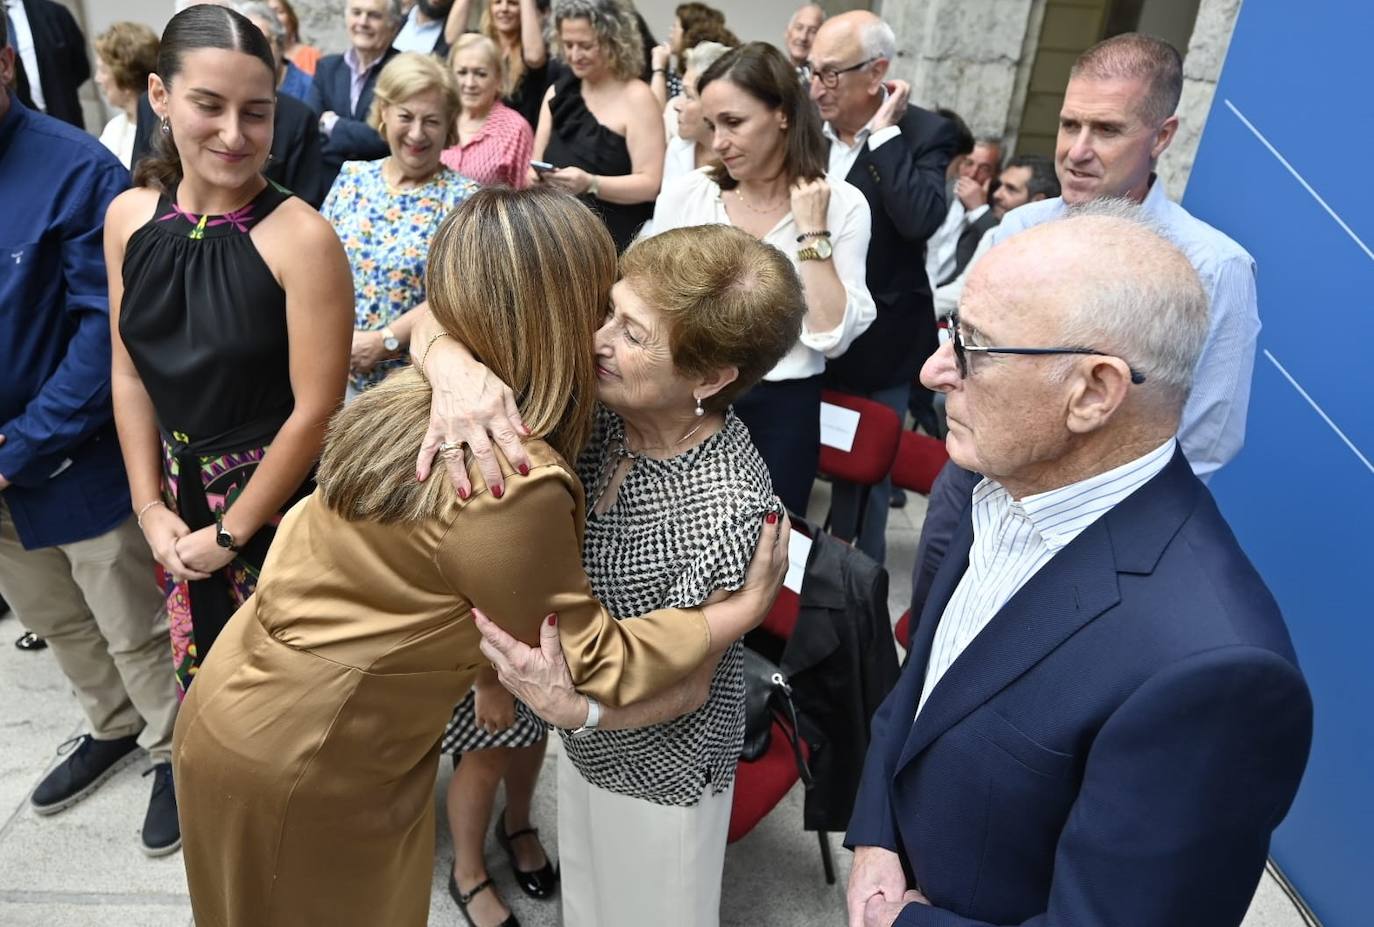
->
<box><xmin>940</xmin><ymin>178</ymin><xmax>1259</xmax><ymax>480</ymax></box>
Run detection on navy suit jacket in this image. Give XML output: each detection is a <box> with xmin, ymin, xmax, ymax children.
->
<box><xmin>825</xmin><ymin>106</ymin><xmax>958</xmax><ymax>394</ymax></box>
<box><xmin>308</xmin><ymin>48</ymin><xmax>398</xmax><ymax>192</ymax></box>
<box><xmin>846</xmin><ymin>449</ymin><xmax>1313</xmax><ymax>926</ymax></box>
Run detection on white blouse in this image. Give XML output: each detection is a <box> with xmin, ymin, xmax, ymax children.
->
<box><xmin>648</xmin><ymin>167</ymin><xmax>877</xmax><ymax>381</ymax></box>
<box><xmin>99</xmin><ymin>112</ymin><xmax>137</xmax><ymax>169</ymax></box>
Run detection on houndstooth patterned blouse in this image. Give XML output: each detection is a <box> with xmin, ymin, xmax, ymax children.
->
<box><xmin>561</xmin><ymin>404</ymin><xmax>775</xmax><ymax>806</ymax></box>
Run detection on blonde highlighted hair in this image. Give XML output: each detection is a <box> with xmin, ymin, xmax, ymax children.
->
<box><xmin>317</xmin><ymin>188</ymin><xmax>618</xmax><ymax>523</ymax></box>
<box><xmin>479</xmin><ymin>4</ymin><xmax>527</xmax><ymax>99</ymax></box>
<box><xmin>368</xmin><ymin>52</ymin><xmax>462</xmax><ymax>148</ymax></box>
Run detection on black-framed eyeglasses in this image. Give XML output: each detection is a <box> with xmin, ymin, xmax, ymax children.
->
<box><xmin>807</xmin><ymin>56</ymin><xmax>878</xmax><ymax>88</ymax></box>
<box><xmin>948</xmin><ymin>312</ymin><xmax>1147</xmax><ymax>384</ymax></box>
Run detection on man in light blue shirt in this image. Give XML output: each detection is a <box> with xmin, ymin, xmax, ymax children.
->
<box><xmin>910</xmin><ymin>32</ymin><xmax>1260</xmax><ymax>632</ymax></box>
<box><xmin>935</xmin><ymin>33</ymin><xmax>1257</xmax><ymax>479</ymax></box>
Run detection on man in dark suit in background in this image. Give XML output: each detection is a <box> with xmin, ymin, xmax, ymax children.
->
<box><xmin>845</xmin><ymin>207</ymin><xmax>1311</xmax><ymax>927</ymax></box>
<box><xmin>807</xmin><ymin>10</ymin><xmax>958</xmax><ymax>565</ymax></box>
<box><xmin>5</xmin><ymin>0</ymin><xmax>89</xmax><ymax>128</ymax></box>
<box><xmin>308</xmin><ymin>0</ymin><xmax>401</xmax><ymax>192</ymax></box>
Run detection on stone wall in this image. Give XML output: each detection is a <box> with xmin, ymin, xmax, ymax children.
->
<box><xmin>1155</xmin><ymin>0</ymin><xmax>1241</xmax><ymax>199</ymax></box>
<box><xmin>877</xmin><ymin>0</ymin><xmax>1038</xmax><ymax>139</ymax></box>
<box><xmin>878</xmin><ymin>0</ymin><xmax>1242</xmax><ymax>199</ymax></box>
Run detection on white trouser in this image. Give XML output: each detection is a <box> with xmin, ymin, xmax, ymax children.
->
<box><xmin>558</xmin><ymin>752</ymin><xmax>734</xmax><ymax>927</ymax></box>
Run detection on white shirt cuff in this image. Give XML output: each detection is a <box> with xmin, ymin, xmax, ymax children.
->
<box><xmin>867</xmin><ymin>126</ymin><xmax>902</xmax><ymax>150</ymax></box>
<box><xmin>964</xmin><ymin>204</ymin><xmax>990</xmax><ymax>225</ymax></box>
<box><xmin>320</xmin><ymin>111</ymin><xmax>339</xmax><ymax>136</ymax></box>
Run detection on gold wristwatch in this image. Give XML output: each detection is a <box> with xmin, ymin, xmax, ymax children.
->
<box><xmin>797</xmin><ymin>232</ymin><xmax>833</xmax><ymax>262</ymax></box>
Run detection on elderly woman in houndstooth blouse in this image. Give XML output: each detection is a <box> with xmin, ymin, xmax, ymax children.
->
<box><xmin>421</xmin><ymin>222</ymin><xmax>806</xmax><ymax>927</ymax></box>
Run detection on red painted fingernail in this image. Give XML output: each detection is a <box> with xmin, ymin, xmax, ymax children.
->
<box><xmin>492</xmin><ymin>484</ymin><xmax>504</xmax><ymax>499</ymax></box>
<box><xmin>766</xmin><ymin>512</ymin><xmax>778</xmax><ymax>524</ymax></box>
<box><xmin>546</xmin><ymin>613</ymin><xmax>557</xmax><ymax>627</ymax></box>
<box><xmin>457</xmin><ymin>486</ymin><xmax>469</xmax><ymax>500</ymax></box>
<box><xmin>518</xmin><ymin>464</ymin><xmax>529</xmax><ymax>476</ymax></box>
<box><xmin>522</xmin><ymin>424</ymin><xmax>533</xmax><ymax>436</ymax></box>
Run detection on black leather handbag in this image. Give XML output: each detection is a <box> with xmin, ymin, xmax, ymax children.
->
<box><xmin>740</xmin><ymin>647</ymin><xmax>813</xmax><ymax>787</ymax></box>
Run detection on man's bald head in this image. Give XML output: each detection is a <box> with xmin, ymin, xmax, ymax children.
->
<box><xmin>977</xmin><ymin>200</ymin><xmax>1209</xmax><ymax>405</ymax></box>
<box><xmin>813</xmin><ymin>10</ymin><xmax>894</xmax><ymax>62</ymax></box>
<box><xmin>928</xmin><ymin>200</ymin><xmax>1207</xmax><ymax>491</ymax></box>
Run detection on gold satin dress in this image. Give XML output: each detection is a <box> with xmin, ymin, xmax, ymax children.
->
<box><xmin>171</xmin><ymin>443</ymin><xmax>710</xmax><ymax>927</ymax></box>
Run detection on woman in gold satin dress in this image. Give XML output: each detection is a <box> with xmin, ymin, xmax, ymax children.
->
<box><xmin>171</xmin><ymin>188</ymin><xmax>787</xmax><ymax>927</ymax></box>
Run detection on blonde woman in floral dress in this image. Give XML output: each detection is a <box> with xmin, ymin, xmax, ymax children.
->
<box><xmin>322</xmin><ymin>53</ymin><xmax>479</xmax><ymax>398</ymax></box>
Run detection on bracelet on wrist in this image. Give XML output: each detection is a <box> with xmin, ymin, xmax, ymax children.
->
<box><xmin>588</xmin><ymin>174</ymin><xmax>600</xmax><ymax>197</ymax></box>
<box><xmin>796</xmin><ymin>230</ymin><xmax>832</xmax><ymax>242</ymax></box>
<box><xmin>652</xmin><ymin>67</ymin><xmax>666</xmax><ymax>74</ymax></box>
<box><xmin>135</xmin><ymin>499</ymin><xmax>165</xmax><ymax>528</ymax></box>
<box><xmin>419</xmin><ymin>330</ymin><xmax>451</xmax><ymax>372</ymax></box>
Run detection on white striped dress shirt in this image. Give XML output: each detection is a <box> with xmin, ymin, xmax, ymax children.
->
<box><xmin>915</xmin><ymin>439</ymin><xmax>1176</xmax><ymax>718</ymax></box>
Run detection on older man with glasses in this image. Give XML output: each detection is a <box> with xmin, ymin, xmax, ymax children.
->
<box><xmin>910</xmin><ymin>33</ymin><xmax>1260</xmax><ymax>630</ymax></box>
<box><xmin>846</xmin><ymin>203</ymin><xmax>1311</xmax><ymax>927</ymax></box>
<box><xmin>805</xmin><ymin>10</ymin><xmax>959</xmax><ymax>565</ymax></box>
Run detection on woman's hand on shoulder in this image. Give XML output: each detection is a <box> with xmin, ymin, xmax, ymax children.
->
<box><xmin>415</xmin><ymin>333</ymin><xmax>530</xmax><ymax>500</ymax></box>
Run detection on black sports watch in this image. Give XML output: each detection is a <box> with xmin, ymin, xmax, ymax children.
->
<box><xmin>215</xmin><ymin>510</ymin><xmax>241</xmax><ymax>552</ymax></box>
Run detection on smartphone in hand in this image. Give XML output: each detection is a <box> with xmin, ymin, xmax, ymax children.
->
<box><xmin>530</xmin><ymin>160</ymin><xmax>557</xmax><ymax>173</ymax></box>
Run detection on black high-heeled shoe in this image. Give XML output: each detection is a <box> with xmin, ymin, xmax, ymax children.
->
<box><xmin>448</xmin><ymin>872</ymin><xmax>520</xmax><ymax>927</ymax></box>
<box><xmin>496</xmin><ymin>809</ymin><xmax>559</xmax><ymax>899</ymax></box>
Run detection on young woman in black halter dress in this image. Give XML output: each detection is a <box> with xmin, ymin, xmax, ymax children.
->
<box><xmin>105</xmin><ymin>5</ymin><xmax>352</xmax><ymax>694</ymax></box>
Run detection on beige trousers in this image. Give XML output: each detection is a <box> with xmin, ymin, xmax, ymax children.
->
<box><xmin>558</xmin><ymin>752</ymin><xmax>734</xmax><ymax>927</ymax></box>
<box><xmin>0</xmin><ymin>502</ymin><xmax>177</xmax><ymax>762</ymax></box>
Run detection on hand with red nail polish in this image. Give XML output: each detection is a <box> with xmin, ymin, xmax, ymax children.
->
<box><xmin>473</xmin><ymin>609</ymin><xmax>583</xmax><ymax>728</ymax></box>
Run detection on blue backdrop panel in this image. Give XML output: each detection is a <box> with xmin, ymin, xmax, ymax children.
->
<box><xmin>1182</xmin><ymin>3</ymin><xmax>1374</xmax><ymax>924</ymax></box>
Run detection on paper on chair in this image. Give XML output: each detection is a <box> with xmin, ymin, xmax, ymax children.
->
<box><xmin>819</xmin><ymin>402</ymin><xmax>860</xmax><ymax>452</ymax></box>
<box><xmin>784</xmin><ymin>531</ymin><xmax>813</xmax><ymax>594</ymax></box>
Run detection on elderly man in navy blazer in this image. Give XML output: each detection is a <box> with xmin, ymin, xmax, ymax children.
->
<box><xmin>845</xmin><ymin>205</ymin><xmax>1312</xmax><ymax>927</ymax></box>
<box><xmin>308</xmin><ymin>0</ymin><xmax>401</xmax><ymax>191</ymax></box>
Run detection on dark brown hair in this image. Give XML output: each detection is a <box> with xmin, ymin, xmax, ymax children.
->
<box><xmin>697</xmin><ymin>42</ymin><xmax>827</xmax><ymax>191</ymax></box>
<box><xmin>132</xmin><ymin>5</ymin><xmax>276</xmax><ymax>193</ymax></box>
<box><xmin>318</xmin><ymin>189</ymin><xmax>617</xmax><ymax>522</ymax></box>
<box><xmin>272</xmin><ymin>0</ymin><xmax>301</xmax><ymax>45</ymax></box>
<box><xmin>619</xmin><ymin>225</ymin><xmax>803</xmax><ymax>414</ymax></box>
<box><xmin>682</xmin><ymin>19</ymin><xmax>738</xmax><ymax>53</ymax></box>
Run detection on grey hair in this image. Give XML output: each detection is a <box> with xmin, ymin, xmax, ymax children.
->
<box><xmin>342</xmin><ymin>0</ymin><xmax>404</xmax><ymax>27</ymax></box>
<box><xmin>236</xmin><ymin>1</ymin><xmax>286</xmax><ymax>52</ymax></box>
<box><xmin>685</xmin><ymin>40</ymin><xmax>729</xmax><ymax>77</ymax></box>
<box><xmin>552</xmin><ymin>0</ymin><xmax>644</xmax><ymax>82</ymax></box>
<box><xmin>1071</xmin><ymin>32</ymin><xmax>1182</xmax><ymax>125</ymax></box>
<box><xmin>859</xmin><ymin>18</ymin><xmax>896</xmax><ymax>62</ymax></box>
<box><xmin>1049</xmin><ymin>198</ymin><xmax>1209</xmax><ymax>402</ymax></box>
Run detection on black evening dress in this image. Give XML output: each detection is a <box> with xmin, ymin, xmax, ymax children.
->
<box><xmin>118</xmin><ymin>179</ymin><xmax>312</xmax><ymax>694</ymax></box>
<box><xmin>543</xmin><ymin>70</ymin><xmax>653</xmax><ymax>253</ymax></box>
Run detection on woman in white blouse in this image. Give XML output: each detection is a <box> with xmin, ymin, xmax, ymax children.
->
<box><xmin>650</xmin><ymin>41</ymin><xmax>875</xmax><ymax>514</ymax></box>
<box><xmin>93</xmin><ymin>22</ymin><xmax>160</xmax><ymax>169</ymax></box>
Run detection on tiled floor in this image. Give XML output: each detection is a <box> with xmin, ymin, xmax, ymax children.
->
<box><xmin>0</xmin><ymin>483</ymin><xmax>1308</xmax><ymax>926</ymax></box>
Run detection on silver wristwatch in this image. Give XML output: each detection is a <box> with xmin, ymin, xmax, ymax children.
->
<box><xmin>381</xmin><ymin>326</ymin><xmax>400</xmax><ymax>352</ymax></box>
<box><xmin>569</xmin><ymin>696</ymin><xmax>602</xmax><ymax>738</ymax></box>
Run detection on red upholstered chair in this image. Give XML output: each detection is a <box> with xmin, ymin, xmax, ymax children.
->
<box><xmin>890</xmin><ymin>431</ymin><xmax>949</xmax><ymax>497</ymax></box>
<box><xmin>817</xmin><ymin>390</ymin><xmax>902</xmax><ymax>543</ymax></box>
<box><xmin>890</xmin><ymin>433</ymin><xmax>948</xmax><ymax>650</ymax></box>
<box><xmin>894</xmin><ymin>609</ymin><xmax>912</xmax><ymax>652</ymax></box>
<box><xmin>728</xmin><ymin>521</ymin><xmax>837</xmax><ymax>883</ymax></box>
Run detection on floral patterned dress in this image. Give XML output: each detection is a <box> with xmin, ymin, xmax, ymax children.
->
<box><xmin>322</xmin><ymin>161</ymin><xmax>479</xmax><ymax>392</ymax></box>
<box><xmin>119</xmin><ymin>180</ymin><xmax>309</xmax><ymax>695</ymax></box>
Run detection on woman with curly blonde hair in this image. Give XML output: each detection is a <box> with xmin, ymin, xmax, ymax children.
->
<box><xmin>530</xmin><ymin>0</ymin><xmax>663</xmax><ymax>251</ymax></box>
